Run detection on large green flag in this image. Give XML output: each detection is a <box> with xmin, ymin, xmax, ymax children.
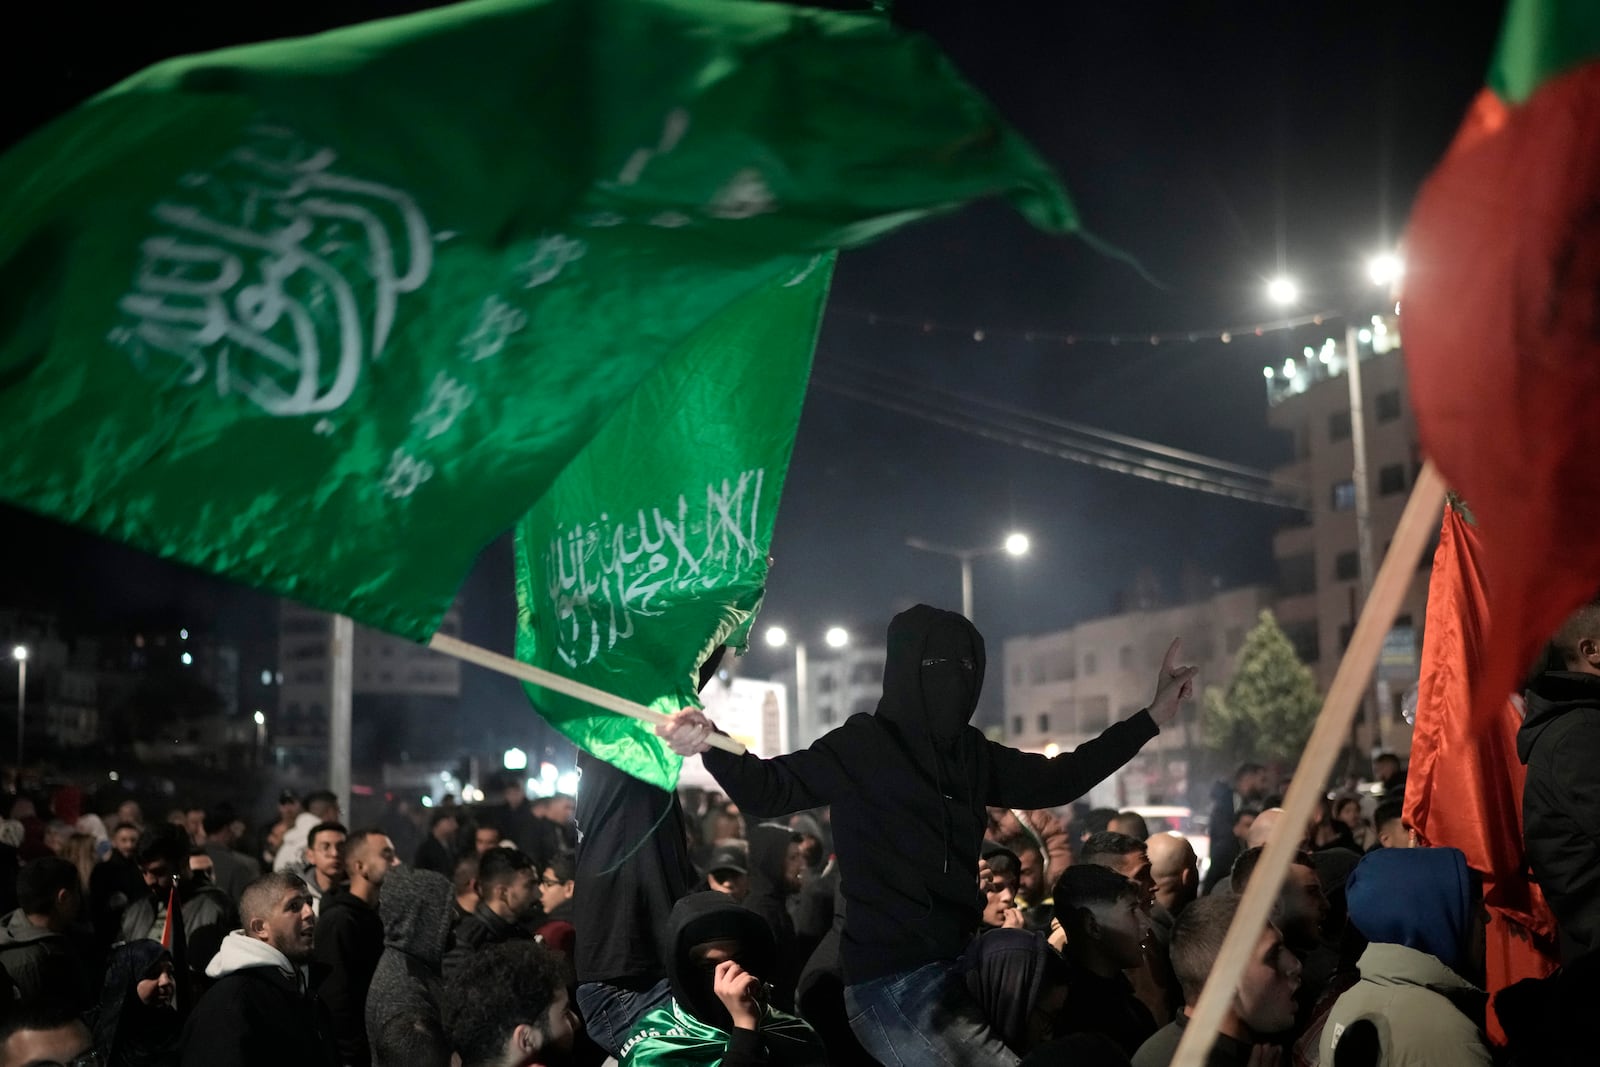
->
<box><xmin>515</xmin><ymin>254</ymin><xmax>832</xmax><ymax>788</ymax></box>
<box><xmin>0</xmin><ymin>0</ymin><xmax>1072</xmax><ymax>641</ymax></box>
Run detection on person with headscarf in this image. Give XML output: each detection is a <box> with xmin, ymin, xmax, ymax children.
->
<box><xmin>619</xmin><ymin>893</ymin><xmax>825</xmax><ymax>1067</ymax></box>
<box><xmin>662</xmin><ymin>605</ymin><xmax>1196</xmax><ymax>1066</ymax></box>
<box><xmin>93</xmin><ymin>940</ymin><xmax>181</xmax><ymax>1067</ymax></box>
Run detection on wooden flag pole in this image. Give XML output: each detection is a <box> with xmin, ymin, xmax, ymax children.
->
<box><xmin>1171</xmin><ymin>460</ymin><xmax>1446</xmax><ymax>1067</ymax></box>
<box><xmin>426</xmin><ymin>632</ymin><xmax>748</xmax><ymax>756</ymax></box>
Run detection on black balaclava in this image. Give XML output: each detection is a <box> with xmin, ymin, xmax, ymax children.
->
<box><xmin>667</xmin><ymin>892</ymin><xmax>777</xmax><ymax>1033</ymax></box>
<box><xmin>876</xmin><ymin>604</ymin><xmax>986</xmax><ymax>748</ymax></box>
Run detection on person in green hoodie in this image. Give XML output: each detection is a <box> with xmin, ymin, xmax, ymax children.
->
<box><xmin>618</xmin><ymin>893</ymin><xmax>825</xmax><ymax>1067</ymax></box>
<box><xmin>1319</xmin><ymin>847</ymin><xmax>1491</xmax><ymax>1067</ymax></box>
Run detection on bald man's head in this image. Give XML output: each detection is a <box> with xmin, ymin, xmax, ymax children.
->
<box><xmin>1147</xmin><ymin>832</ymin><xmax>1199</xmax><ymax>914</ymax></box>
<box><xmin>1246</xmin><ymin>808</ymin><xmax>1284</xmax><ymax>850</ymax></box>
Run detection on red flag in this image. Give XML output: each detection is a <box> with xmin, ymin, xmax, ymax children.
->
<box><xmin>1403</xmin><ymin>0</ymin><xmax>1600</xmax><ymax>743</ymax></box>
<box><xmin>159</xmin><ymin>881</ymin><xmax>177</xmax><ymax>950</ymax></box>
<box><xmin>1404</xmin><ymin>504</ymin><xmax>1559</xmax><ymax>1041</ymax></box>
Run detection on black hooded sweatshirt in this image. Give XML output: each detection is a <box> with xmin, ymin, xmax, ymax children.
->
<box><xmin>702</xmin><ymin>604</ymin><xmax>1158</xmax><ymax>984</ymax></box>
<box><xmin>1519</xmin><ymin>670</ymin><xmax>1600</xmax><ymax>961</ymax></box>
<box><xmin>744</xmin><ymin>823</ymin><xmax>802</xmax><ymax>1008</ymax></box>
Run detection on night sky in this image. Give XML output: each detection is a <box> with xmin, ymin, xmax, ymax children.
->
<box><xmin>0</xmin><ymin>1</ymin><xmax>1508</xmax><ymax>746</ymax></box>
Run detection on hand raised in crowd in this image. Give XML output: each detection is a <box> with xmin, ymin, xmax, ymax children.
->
<box><xmin>1146</xmin><ymin>637</ymin><xmax>1199</xmax><ymax>726</ymax></box>
<box><xmin>999</xmin><ymin>903</ymin><xmax>1025</xmax><ymax>929</ymax></box>
<box><xmin>713</xmin><ymin>959</ymin><xmax>763</xmax><ymax>1031</ymax></box>
<box><xmin>656</xmin><ymin>707</ymin><xmax>718</xmax><ymax>756</ymax></box>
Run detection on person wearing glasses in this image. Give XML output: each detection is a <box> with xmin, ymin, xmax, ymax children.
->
<box><xmin>0</xmin><ymin>1000</ymin><xmax>101</xmax><ymax>1067</ymax></box>
<box><xmin>660</xmin><ymin>603</ymin><xmax>1196</xmax><ymax>1066</ymax></box>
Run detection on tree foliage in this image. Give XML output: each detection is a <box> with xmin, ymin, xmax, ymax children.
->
<box><xmin>1203</xmin><ymin>609</ymin><xmax>1322</xmax><ymax>765</ymax></box>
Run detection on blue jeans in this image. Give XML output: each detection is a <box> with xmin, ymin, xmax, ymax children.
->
<box><xmin>576</xmin><ymin>978</ymin><xmax>671</xmax><ymax>1056</ymax></box>
<box><xmin>845</xmin><ymin>961</ymin><xmax>1020</xmax><ymax>1066</ymax></box>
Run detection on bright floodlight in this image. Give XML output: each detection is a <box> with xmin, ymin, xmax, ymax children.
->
<box><xmin>1004</xmin><ymin>532</ymin><xmax>1030</xmax><ymax>557</ymax></box>
<box><xmin>764</xmin><ymin>626</ymin><xmax>789</xmax><ymax>649</ymax></box>
<box><xmin>11</xmin><ymin>646</ymin><xmax>25</xmax><ymax>662</ymax></box>
<box><xmin>824</xmin><ymin>626</ymin><xmax>849</xmax><ymax>649</ymax></box>
<box><xmin>503</xmin><ymin>746</ymin><xmax>528</xmax><ymax>771</ymax></box>
<box><xmin>180</xmin><ymin>652</ymin><xmax>193</xmax><ymax>666</ymax></box>
<box><xmin>1367</xmin><ymin>252</ymin><xmax>1404</xmax><ymax>287</ymax></box>
<box><xmin>253</xmin><ymin>710</ymin><xmax>265</xmax><ymax>726</ymax></box>
<box><xmin>1266</xmin><ymin>276</ymin><xmax>1300</xmax><ymax>306</ymax></box>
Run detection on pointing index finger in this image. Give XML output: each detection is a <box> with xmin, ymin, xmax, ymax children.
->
<box><xmin>1161</xmin><ymin>637</ymin><xmax>1183</xmax><ymax>674</ymax></box>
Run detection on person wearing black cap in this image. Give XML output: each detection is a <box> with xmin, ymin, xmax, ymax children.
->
<box><xmin>704</xmin><ymin>843</ymin><xmax>750</xmax><ymax>903</ymax></box>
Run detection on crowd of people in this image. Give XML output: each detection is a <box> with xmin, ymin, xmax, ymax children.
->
<box><xmin>7</xmin><ymin>599</ymin><xmax>1600</xmax><ymax>1066</ymax></box>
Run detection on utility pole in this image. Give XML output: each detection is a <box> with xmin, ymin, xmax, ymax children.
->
<box><xmin>330</xmin><ymin>615</ymin><xmax>353</xmax><ymax>822</ymax></box>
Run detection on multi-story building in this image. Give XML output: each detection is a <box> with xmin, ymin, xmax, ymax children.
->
<box><xmin>1002</xmin><ymin>584</ymin><xmax>1274</xmax><ymax>809</ymax></box>
<box><xmin>1265</xmin><ymin>317</ymin><xmax>1425</xmax><ymax>756</ymax></box>
<box><xmin>773</xmin><ymin>645</ymin><xmax>888</xmax><ymax>750</ymax></box>
<box><xmin>0</xmin><ymin>611</ymin><xmax>99</xmax><ymax>752</ymax></box>
<box><xmin>276</xmin><ymin>602</ymin><xmax>463</xmax><ymax>775</ymax></box>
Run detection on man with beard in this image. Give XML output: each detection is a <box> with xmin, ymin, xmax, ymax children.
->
<box><xmin>315</xmin><ymin>831</ymin><xmax>399</xmax><ymax>1067</ymax></box>
<box><xmin>181</xmin><ymin>872</ymin><xmax>338</xmax><ymax>1066</ymax></box>
<box><xmin>443</xmin><ymin>848</ymin><xmax>540</xmax><ymax>981</ymax></box>
<box><xmin>120</xmin><ymin>824</ymin><xmax>237</xmax><ymax>987</ymax></box>
<box><xmin>662</xmin><ymin>605</ymin><xmax>1195</xmax><ymax>1066</ymax></box>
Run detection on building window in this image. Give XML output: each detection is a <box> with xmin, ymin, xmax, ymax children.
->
<box><xmin>1012</xmin><ymin>716</ymin><xmax>1024</xmax><ymax>736</ymax></box>
<box><xmin>1282</xmin><ymin>621</ymin><xmax>1321</xmax><ymax>665</ymax></box>
<box><xmin>1331</xmin><ymin>480</ymin><xmax>1356</xmax><ymax>511</ymax></box>
<box><xmin>1118</xmin><ymin>646</ymin><xmax>1134</xmax><ymax>670</ymax></box>
<box><xmin>1376</xmin><ymin>389</ymin><xmax>1402</xmax><ymax>423</ymax></box>
<box><xmin>1278</xmin><ymin>552</ymin><xmax>1316</xmax><ymax>597</ymax></box>
<box><xmin>1339</xmin><ymin>622</ymin><xmax>1355</xmax><ymax>651</ymax></box>
<box><xmin>1083</xmin><ymin>653</ymin><xmax>1097</xmax><ymax>676</ymax></box>
<box><xmin>1329</xmin><ymin>410</ymin><xmax>1352</xmax><ymax>442</ymax></box>
<box><xmin>819</xmin><ymin>705</ymin><xmax>834</xmax><ymax>725</ymax></box>
<box><xmin>1037</xmin><ymin>713</ymin><xmax>1050</xmax><ymax>733</ymax></box>
<box><xmin>1378</xmin><ymin>464</ymin><xmax>1406</xmax><ymax>495</ymax></box>
<box><xmin>1080</xmin><ymin>697</ymin><xmax>1110</xmax><ymax>732</ymax></box>
<box><xmin>1335</xmin><ymin>550</ymin><xmax>1360</xmax><ymax>582</ymax></box>
<box><xmin>818</xmin><ymin>675</ymin><xmax>836</xmax><ymax>694</ymax></box>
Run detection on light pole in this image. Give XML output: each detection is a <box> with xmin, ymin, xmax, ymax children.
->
<box><xmin>11</xmin><ymin>646</ymin><xmax>26</xmax><ymax>780</ymax></box>
<box><xmin>253</xmin><ymin>710</ymin><xmax>267</xmax><ymax>767</ymax></box>
<box><xmin>904</xmin><ymin>532</ymin><xmax>1031</xmax><ymax>622</ymax></box>
<box><xmin>765</xmin><ymin>625</ymin><xmax>848</xmax><ymax>744</ymax></box>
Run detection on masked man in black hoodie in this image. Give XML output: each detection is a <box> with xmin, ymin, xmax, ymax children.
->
<box><xmin>661</xmin><ymin>604</ymin><xmax>1195</xmax><ymax>1066</ymax></box>
<box><xmin>1520</xmin><ymin>599</ymin><xmax>1600</xmax><ymax>961</ymax></box>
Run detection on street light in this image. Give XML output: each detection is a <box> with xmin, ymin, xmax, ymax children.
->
<box><xmin>905</xmin><ymin>531</ymin><xmax>1031</xmax><ymax>622</ymax></box>
<box><xmin>763</xmin><ymin>626</ymin><xmax>848</xmax><ymax>742</ymax></box>
<box><xmin>1366</xmin><ymin>252</ymin><xmax>1403</xmax><ymax>288</ymax></box>
<box><xmin>11</xmin><ymin>646</ymin><xmax>25</xmax><ymax>779</ymax></box>
<box><xmin>252</xmin><ymin>710</ymin><xmax>266</xmax><ymax>767</ymax></box>
<box><xmin>503</xmin><ymin>746</ymin><xmax>528</xmax><ymax>771</ymax></box>
<box><xmin>1266</xmin><ymin>275</ymin><xmax>1300</xmax><ymax>306</ymax></box>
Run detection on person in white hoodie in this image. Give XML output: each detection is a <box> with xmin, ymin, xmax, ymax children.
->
<box><xmin>273</xmin><ymin>791</ymin><xmax>342</xmax><ymax>874</ymax></box>
<box><xmin>180</xmin><ymin>871</ymin><xmax>340</xmax><ymax>1067</ymax></box>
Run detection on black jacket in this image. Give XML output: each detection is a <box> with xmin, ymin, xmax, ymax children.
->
<box><xmin>412</xmin><ymin>835</ymin><xmax>455</xmax><ymax>876</ymax></box>
<box><xmin>179</xmin><ymin>935</ymin><xmax>338</xmax><ymax>1067</ymax></box>
<box><xmin>745</xmin><ymin>823</ymin><xmax>801</xmax><ymax>1009</ymax></box>
<box><xmin>0</xmin><ymin>908</ymin><xmax>94</xmax><ymax>1011</ymax></box>
<box><xmin>703</xmin><ymin>604</ymin><xmax>1158</xmax><ymax>983</ymax></box>
<box><xmin>1519</xmin><ymin>671</ymin><xmax>1600</xmax><ymax>960</ymax></box>
<box><xmin>312</xmin><ymin>887</ymin><xmax>385</xmax><ymax>1067</ymax></box>
<box><xmin>572</xmin><ymin>752</ymin><xmax>699</xmax><ymax>985</ymax></box>
<box><xmin>441</xmin><ymin>900</ymin><xmax>532</xmax><ymax>982</ymax></box>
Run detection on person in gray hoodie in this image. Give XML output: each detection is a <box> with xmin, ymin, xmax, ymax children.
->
<box><xmin>366</xmin><ymin>866</ymin><xmax>455</xmax><ymax>1067</ymax></box>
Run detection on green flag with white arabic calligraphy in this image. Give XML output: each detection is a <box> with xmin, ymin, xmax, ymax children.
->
<box><xmin>0</xmin><ymin>0</ymin><xmax>1073</xmax><ymax>643</ymax></box>
<box><xmin>514</xmin><ymin>254</ymin><xmax>832</xmax><ymax>789</ymax></box>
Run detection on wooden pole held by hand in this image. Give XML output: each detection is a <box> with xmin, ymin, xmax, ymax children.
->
<box><xmin>426</xmin><ymin>632</ymin><xmax>748</xmax><ymax>756</ymax></box>
<box><xmin>1170</xmin><ymin>460</ymin><xmax>1446</xmax><ymax>1067</ymax></box>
